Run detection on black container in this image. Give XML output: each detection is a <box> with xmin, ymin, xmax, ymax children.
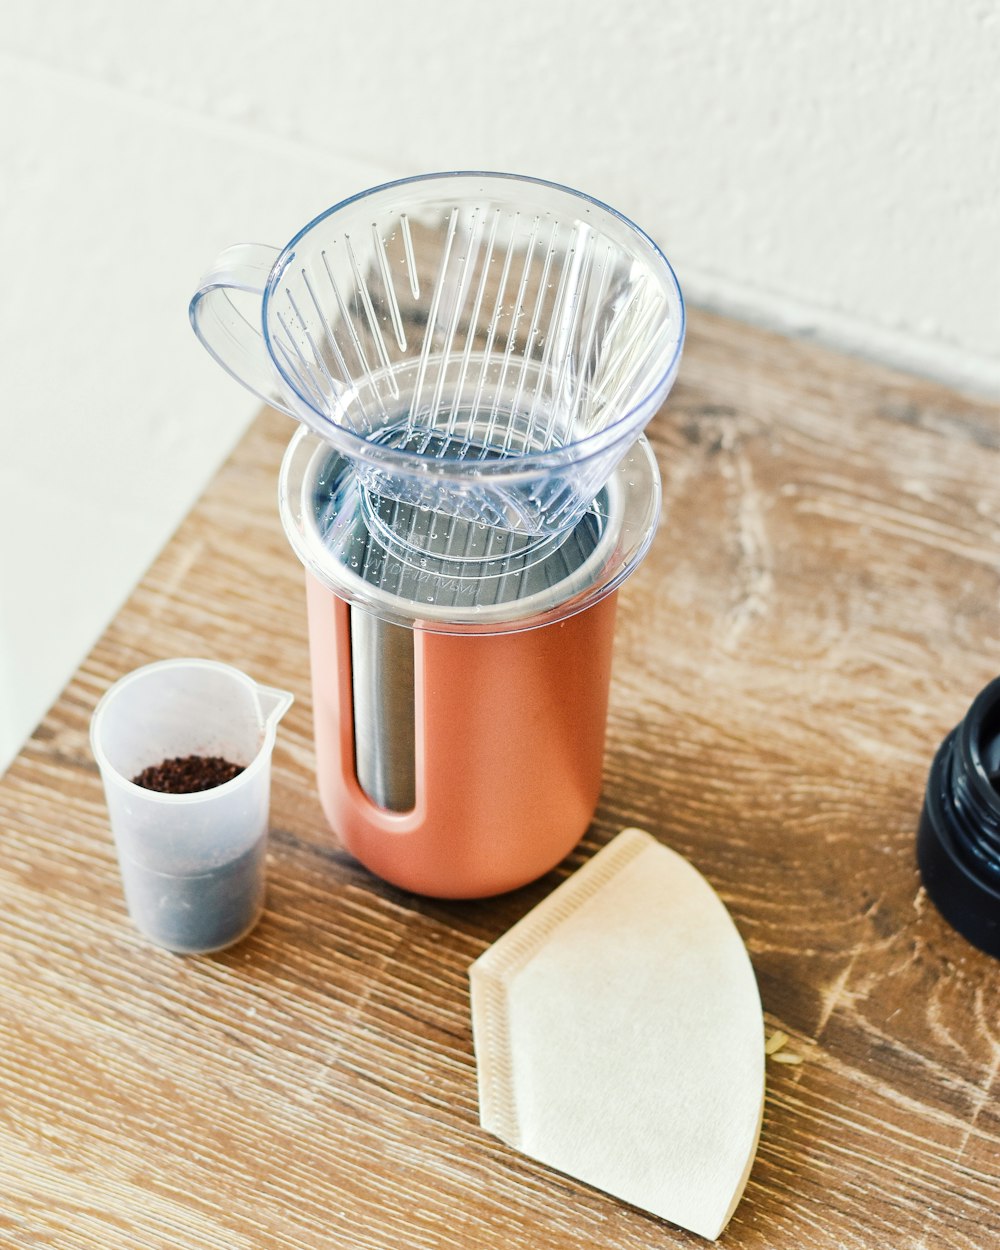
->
<box><xmin>918</xmin><ymin>676</ymin><xmax>1000</xmax><ymax>958</ymax></box>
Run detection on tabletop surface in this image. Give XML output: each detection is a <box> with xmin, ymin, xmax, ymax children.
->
<box><xmin>2</xmin><ymin>310</ymin><xmax>999</xmax><ymax>1250</ymax></box>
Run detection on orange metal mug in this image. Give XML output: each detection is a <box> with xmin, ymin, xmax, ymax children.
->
<box><xmin>280</xmin><ymin>428</ymin><xmax>660</xmax><ymax>898</ymax></box>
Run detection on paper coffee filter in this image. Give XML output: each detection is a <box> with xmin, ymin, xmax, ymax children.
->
<box><xmin>469</xmin><ymin>828</ymin><xmax>765</xmax><ymax>1241</ymax></box>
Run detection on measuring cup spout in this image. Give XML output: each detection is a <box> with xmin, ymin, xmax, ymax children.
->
<box><xmin>256</xmin><ymin>684</ymin><xmax>294</xmax><ymax>729</ymax></box>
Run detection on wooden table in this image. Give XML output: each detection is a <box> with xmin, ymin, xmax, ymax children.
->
<box><xmin>2</xmin><ymin>311</ymin><xmax>999</xmax><ymax>1249</ymax></box>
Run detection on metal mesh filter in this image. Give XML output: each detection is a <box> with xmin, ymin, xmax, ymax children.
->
<box><xmin>313</xmin><ymin>453</ymin><xmax>607</xmax><ymax>613</ymax></box>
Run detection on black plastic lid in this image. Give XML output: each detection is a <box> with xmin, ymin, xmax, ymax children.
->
<box><xmin>917</xmin><ymin>676</ymin><xmax>1000</xmax><ymax>959</ymax></box>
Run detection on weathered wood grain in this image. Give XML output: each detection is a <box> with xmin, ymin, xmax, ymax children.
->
<box><xmin>2</xmin><ymin>309</ymin><xmax>999</xmax><ymax>1249</ymax></box>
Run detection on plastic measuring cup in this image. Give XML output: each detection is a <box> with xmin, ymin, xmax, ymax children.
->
<box><xmin>90</xmin><ymin>658</ymin><xmax>293</xmax><ymax>953</ymax></box>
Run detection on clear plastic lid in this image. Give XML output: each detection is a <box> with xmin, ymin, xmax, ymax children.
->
<box><xmin>279</xmin><ymin>426</ymin><xmax>660</xmax><ymax>634</ymax></box>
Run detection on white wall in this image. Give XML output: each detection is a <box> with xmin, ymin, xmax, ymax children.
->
<box><xmin>1</xmin><ymin>0</ymin><xmax>998</xmax><ymax>771</ymax></box>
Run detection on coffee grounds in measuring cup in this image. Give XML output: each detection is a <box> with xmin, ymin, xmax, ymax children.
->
<box><xmin>132</xmin><ymin>755</ymin><xmax>244</xmax><ymax>793</ymax></box>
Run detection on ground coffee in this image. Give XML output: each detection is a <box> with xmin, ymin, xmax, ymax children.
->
<box><xmin>119</xmin><ymin>836</ymin><xmax>266</xmax><ymax>954</ymax></box>
<box><xmin>132</xmin><ymin>754</ymin><xmax>244</xmax><ymax>793</ymax></box>
<box><xmin>123</xmin><ymin>751</ymin><xmax>263</xmax><ymax>953</ymax></box>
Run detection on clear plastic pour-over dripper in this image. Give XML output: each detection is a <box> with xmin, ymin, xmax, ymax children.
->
<box><xmin>90</xmin><ymin>658</ymin><xmax>293</xmax><ymax>954</ymax></box>
<box><xmin>190</xmin><ymin>171</ymin><xmax>685</xmax><ymax>544</ymax></box>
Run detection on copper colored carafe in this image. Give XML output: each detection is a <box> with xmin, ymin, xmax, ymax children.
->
<box><xmin>280</xmin><ymin>430</ymin><xmax>660</xmax><ymax>897</ymax></box>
